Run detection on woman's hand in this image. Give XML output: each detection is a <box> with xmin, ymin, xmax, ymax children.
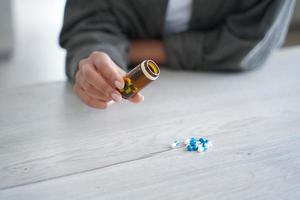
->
<box><xmin>74</xmin><ymin>51</ymin><xmax>144</xmax><ymax>109</ymax></box>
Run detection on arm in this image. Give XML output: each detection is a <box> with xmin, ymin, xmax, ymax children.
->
<box><xmin>127</xmin><ymin>40</ymin><xmax>166</xmax><ymax>65</ymax></box>
<box><xmin>163</xmin><ymin>0</ymin><xmax>295</xmax><ymax>71</ymax></box>
<box><xmin>59</xmin><ymin>0</ymin><xmax>143</xmax><ymax>108</ymax></box>
<box><xmin>59</xmin><ymin>0</ymin><xmax>129</xmax><ymax>82</ymax></box>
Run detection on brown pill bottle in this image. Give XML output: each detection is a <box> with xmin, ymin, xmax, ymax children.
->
<box><xmin>119</xmin><ymin>60</ymin><xmax>160</xmax><ymax>99</ymax></box>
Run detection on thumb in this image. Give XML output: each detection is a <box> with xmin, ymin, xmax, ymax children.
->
<box><xmin>128</xmin><ymin>93</ymin><xmax>144</xmax><ymax>103</ymax></box>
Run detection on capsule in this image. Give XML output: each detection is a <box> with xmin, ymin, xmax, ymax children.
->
<box><xmin>119</xmin><ymin>60</ymin><xmax>160</xmax><ymax>99</ymax></box>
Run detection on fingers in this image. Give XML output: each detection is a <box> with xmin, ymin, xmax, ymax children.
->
<box><xmin>93</xmin><ymin>70</ymin><xmax>122</xmax><ymax>102</ymax></box>
<box><xmin>77</xmin><ymin>74</ymin><xmax>109</xmax><ymax>101</ymax></box>
<box><xmin>79</xmin><ymin>61</ymin><xmax>122</xmax><ymax>102</ymax></box>
<box><xmin>114</xmin><ymin>64</ymin><xmax>127</xmax><ymax>76</ymax></box>
<box><xmin>90</xmin><ymin>52</ymin><xmax>125</xmax><ymax>90</ymax></box>
<box><xmin>73</xmin><ymin>83</ymin><xmax>108</xmax><ymax>109</ymax></box>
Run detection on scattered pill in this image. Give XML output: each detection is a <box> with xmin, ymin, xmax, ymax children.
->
<box><xmin>171</xmin><ymin>140</ymin><xmax>181</xmax><ymax>148</ymax></box>
<box><xmin>184</xmin><ymin>138</ymin><xmax>191</xmax><ymax>145</ymax></box>
<box><xmin>186</xmin><ymin>145</ymin><xmax>193</xmax><ymax>151</ymax></box>
<box><xmin>189</xmin><ymin>138</ymin><xmax>197</xmax><ymax>146</ymax></box>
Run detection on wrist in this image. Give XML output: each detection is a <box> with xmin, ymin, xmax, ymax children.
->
<box><xmin>127</xmin><ymin>40</ymin><xmax>166</xmax><ymax>65</ymax></box>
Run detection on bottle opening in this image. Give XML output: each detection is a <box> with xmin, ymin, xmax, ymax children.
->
<box><xmin>147</xmin><ymin>60</ymin><xmax>159</xmax><ymax>75</ymax></box>
<box><xmin>141</xmin><ymin>60</ymin><xmax>160</xmax><ymax>80</ymax></box>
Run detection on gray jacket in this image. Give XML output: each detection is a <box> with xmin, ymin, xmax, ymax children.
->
<box><xmin>59</xmin><ymin>0</ymin><xmax>295</xmax><ymax>81</ymax></box>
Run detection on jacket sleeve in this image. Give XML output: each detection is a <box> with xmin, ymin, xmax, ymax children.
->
<box><xmin>59</xmin><ymin>0</ymin><xmax>129</xmax><ymax>82</ymax></box>
<box><xmin>164</xmin><ymin>0</ymin><xmax>295</xmax><ymax>71</ymax></box>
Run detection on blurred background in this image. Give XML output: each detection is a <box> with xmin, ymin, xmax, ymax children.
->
<box><xmin>0</xmin><ymin>0</ymin><xmax>299</xmax><ymax>89</ymax></box>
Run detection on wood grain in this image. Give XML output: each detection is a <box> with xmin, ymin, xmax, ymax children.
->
<box><xmin>0</xmin><ymin>48</ymin><xmax>300</xmax><ymax>199</ymax></box>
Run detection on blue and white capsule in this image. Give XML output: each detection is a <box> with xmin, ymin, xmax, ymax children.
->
<box><xmin>186</xmin><ymin>144</ymin><xmax>193</xmax><ymax>151</ymax></box>
<box><xmin>189</xmin><ymin>138</ymin><xmax>197</xmax><ymax>146</ymax></box>
<box><xmin>197</xmin><ymin>145</ymin><xmax>207</xmax><ymax>153</ymax></box>
<box><xmin>199</xmin><ymin>137</ymin><xmax>208</xmax><ymax>144</ymax></box>
<box><xmin>205</xmin><ymin>141</ymin><xmax>213</xmax><ymax>148</ymax></box>
<box><xmin>184</xmin><ymin>138</ymin><xmax>191</xmax><ymax>145</ymax></box>
<box><xmin>171</xmin><ymin>140</ymin><xmax>181</xmax><ymax>149</ymax></box>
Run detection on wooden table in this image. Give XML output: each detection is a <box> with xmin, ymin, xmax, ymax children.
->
<box><xmin>1</xmin><ymin>47</ymin><xmax>300</xmax><ymax>199</ymax></box>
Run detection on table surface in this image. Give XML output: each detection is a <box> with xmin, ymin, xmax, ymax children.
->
<box><xmin>0</xmin><ymin>48</ymin><xmax>300</xmax><ymax>200</ymax></box>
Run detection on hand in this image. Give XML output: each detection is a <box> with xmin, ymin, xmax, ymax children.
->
<box><xmin>74</xmin><ymin>51</ymin><xmax>144</xmax><ymax>109</ymax></box>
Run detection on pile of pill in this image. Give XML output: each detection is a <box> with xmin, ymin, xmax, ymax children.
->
<box><xmin>120</xmin><ymin>77</ymin><xmax>138</xmax><ymax>96</ymax></box>
<box><xmin>171</xmin><ymin>137</ymin><xmax>212</xmax><ymax>153</ymax></box>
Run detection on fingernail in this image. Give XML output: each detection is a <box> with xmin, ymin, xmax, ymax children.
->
<box><xmin>111</xmin><ymin>93</ymin><xmax>122</xmax><ymax>102</ymax></box>
<box><xmin>115</xmin><ymin>81</ymin><xmax>124</xmax><ymax>90</ymax></box>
